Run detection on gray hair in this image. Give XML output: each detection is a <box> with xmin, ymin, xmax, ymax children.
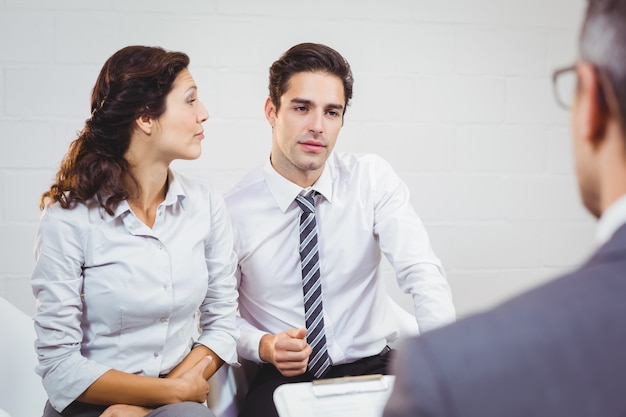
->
<box><xmin>580</xmin><ymin>0</ymin><xmax>626</xmax><ymax>130</ymax></box>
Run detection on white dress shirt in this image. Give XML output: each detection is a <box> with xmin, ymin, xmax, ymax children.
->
<box><xmin>224</xmin><ymin>152</ymin><xmax>455</xmax><ymax>364</ymax></box>
<box><xmin>596</xmin><ymin>194</ymin><xmax>626</xmax><ymax>247</ymax></box>
<box><xmin>31</xmin><ymin>171</ymin><xmax>239</xmax><ymax>412</ymax></box>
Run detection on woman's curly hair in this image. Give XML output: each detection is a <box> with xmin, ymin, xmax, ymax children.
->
<box><xmin>41</xmin><ymin>45</ymin><xmax>189</xmax><ymax>215</ymax></box>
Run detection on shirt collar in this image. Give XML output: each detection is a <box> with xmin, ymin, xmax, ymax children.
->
<box><xmin>164</xmin><ymin>170</ymin><xmax>186</xmax><ymax>208</ymax></box>
<box><xmin>595</xmin><ymin>193</ymin><xmax>626</xmax><ymax>247</ymax></box>
<box><xmin>109</xmin><ymin>169</ymin><xmax>186</xmax><ymax>219</ymax></box>
<box><xmin>263</xmin><ymin>158</ymin><xmax>333</xmax><ymax>213</ymax></box>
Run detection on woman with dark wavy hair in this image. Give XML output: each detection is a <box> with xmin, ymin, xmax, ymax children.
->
<box><xmin>31</xmin><ymin>45</ymin><xmax>238</xmax><ymax>417</ymax></box>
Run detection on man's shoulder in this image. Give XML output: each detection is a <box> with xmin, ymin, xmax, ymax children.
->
<box><xmin>329</xmin><ymin>152</ymin><xmax>394</xmax><ymax>180</ymax></box>
<box><xmin>593</xmin><ymin>222</ymin><xmax>626</xmax><ymax>262</ymax></box>
<box><xmin>396</xmin><ymin>242</ymin><xmax>626</xmax><ymax>415</ymax></box>
<box><xmin>331</xmin><ymin>151</ymin><xmax>390</xmax><ymax>168</ymax></box>
<box><xmin>224</xmin><ymin>165</ymin><xmax>265</xmax><ymax>204</ymax></box>
<box><xmin>416</xmin><ymin>245</ymin><xmax>626</xmax><ymax>355</ymax></box>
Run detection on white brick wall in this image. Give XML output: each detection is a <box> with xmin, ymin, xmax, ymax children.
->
<box><xmin>0</xmin><ymin>0</ymin><xmax>594</xmax><ymax>318</ymax></box>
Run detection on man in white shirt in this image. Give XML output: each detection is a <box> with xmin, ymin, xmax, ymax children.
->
<box><xmin>384</xmin><ymin>1</ymin><xmax>626</xmax><ymax>416</ymax></box>
<box><xmin>224</xmin><ymin>43</ymin><xmax>455</xmax><ymax>417</ymax></box>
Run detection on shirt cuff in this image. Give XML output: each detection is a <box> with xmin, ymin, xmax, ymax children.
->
<box><xmin>42</xmin><ymin>356</ymin><xmax>111</xmax><ymax>413</ymax></box>
<box><xmin>236</xmin><ymin>328</ymin><xmax>266</xmax><ymax>363</ymax></box>
<box><xmin>197</xmin><ymin>330</ymin><xmax>240</xmax><ymax>367</ymax></box>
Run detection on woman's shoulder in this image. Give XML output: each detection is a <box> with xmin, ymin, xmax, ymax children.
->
<box><xmin>38</xmin><ymin>199</ymin><xmax>104</xmax><ymax>235</ymax></box>
<box><xmin>170</xmin><ymin>171</ymin><xmax>224</xmax><ymax>207</ymax></box>
<box><xmin>41</xmin><ymin>198</ymin><xmax>94</xmax><ymax>219</ymax></box>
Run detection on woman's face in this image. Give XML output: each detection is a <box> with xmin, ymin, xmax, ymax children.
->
<box><xmin>151</xmin><ymin>68</ymin><xmax>209</xmax><ymax>162</ymax></box>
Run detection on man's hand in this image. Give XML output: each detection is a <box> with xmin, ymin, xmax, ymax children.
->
<box><xmin>259</xmin><ymin>328</ymin><xmax>312</xmax><ymax>377</ymax></box>
<box><xmin>100</xmin><ymin>405</ymin><xmax>153</xmax><ymax>417</ymax></box>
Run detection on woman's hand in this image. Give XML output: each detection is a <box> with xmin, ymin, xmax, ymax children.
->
<box><xmin>167</xmin><ymin>345</ymin><xmax>223</xmax><ymax>381</ymax></box>
<box><xmin>172</xmin><ymin>356</ymin><xmax>213</xmax><ymax>403</ymax></box>
<box><xmin>77</xmin><ymin>356</ymin><xmax>213</xmax><ymax>408</ymax></box>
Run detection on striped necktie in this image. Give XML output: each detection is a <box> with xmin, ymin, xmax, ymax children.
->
<box><xmin>295</xmin><ymin>191</ymin><xmax>331</xmax><ymax>378</ymax></box>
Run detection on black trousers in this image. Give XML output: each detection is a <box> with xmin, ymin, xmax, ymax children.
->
<box><xmin>238</xmin><ymin>346</ymin><xmax>394</xmax><ymax>417</ymax></box>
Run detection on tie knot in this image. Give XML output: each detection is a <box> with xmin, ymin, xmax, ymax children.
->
<box><xmin>295</xmin><ymin>192</ymin><xmax>317</xmax><ymax>213</ymax></box>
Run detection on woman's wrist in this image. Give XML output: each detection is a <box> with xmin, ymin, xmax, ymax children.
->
<box><xmin>164</xmin><ymin>377</ymin><xmax>188</xmax><ymax>403</ymax></box>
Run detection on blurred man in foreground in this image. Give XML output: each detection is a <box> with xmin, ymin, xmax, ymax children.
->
<box><xmin>384</xmin><ymin>1</ymin><xmax>626</xmax><ymax>415</ymax></box>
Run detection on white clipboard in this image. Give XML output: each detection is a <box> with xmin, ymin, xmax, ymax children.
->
<box><xmin>273</xmin><ymin>374</ymin><xmax>395</xmax><ymax>417</ymax></box>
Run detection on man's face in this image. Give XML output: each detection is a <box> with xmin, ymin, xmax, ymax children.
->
<box><xmin>266</xmin><ymin>71</ymin><xmax>345</xmax><ymax>187</ymax></box>
<box><xmin>570</xmin><ymin>63</ymin><xmax>601</xmax><ymax>218</ymax></box>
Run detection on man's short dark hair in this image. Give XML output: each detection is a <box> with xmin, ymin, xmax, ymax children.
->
<box><xmin>268</xmin><ymin>43</ymin><xmax>354</xmax><ymax>114</ymax></box>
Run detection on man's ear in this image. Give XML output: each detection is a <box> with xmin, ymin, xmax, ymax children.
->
<box><xmin>264</xmin><ymin>97</ymin><xmax>277</xmax><ymax>127</ymax></box>
<box><xmin>135</xmin><ymin>114</ymin><xmax>153</xmax><ymax>135</ymax></box>
<box><xmin>576</xmin><ymin>63</ymin><xmax>609</xmax><ymax>146</ymax></box>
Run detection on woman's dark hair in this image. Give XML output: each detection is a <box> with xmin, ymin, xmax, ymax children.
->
<box><xmin>41</xmin><ymin>45</ymin><xmax>190</xmax><ymax>214</ymax></box>
<box><xmin>268</xmin><ymin>43</ymin><xmax>354</xmax><ymax>114</ymax></box>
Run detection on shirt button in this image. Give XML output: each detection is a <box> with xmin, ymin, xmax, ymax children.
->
<box><xmin>160</xmin><ymin>317</ymin><xmax>168</xmax><ymax>323</ymax></box>
<box><xmin>154</xmin><ymin>352</ymin><xmax>159</xmax><ymax>358</ymax></box>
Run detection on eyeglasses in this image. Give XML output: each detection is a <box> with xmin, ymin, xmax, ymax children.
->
<box><xmin>552</xmin><ymin>62</ymin><xmax>624</xmax><ymax>129</ymax></box>
<box><xmin>552</xmin><ymin>65</ymin><xmax>578</xmax><ymax>109</ymax></box>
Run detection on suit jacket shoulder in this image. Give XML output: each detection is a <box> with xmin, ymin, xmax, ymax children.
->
<box><xmin>385</xmin><ymin>224</ymin><xmax>626</xmax><ymax>417</ymax></box>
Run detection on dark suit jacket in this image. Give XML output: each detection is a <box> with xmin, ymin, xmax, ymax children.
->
<box><xmin>384</xmin><ymin>223</ymin><xmax>626</xmax><ymax>417</ymax></box>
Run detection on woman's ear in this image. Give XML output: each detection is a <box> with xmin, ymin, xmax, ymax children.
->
<box><xmin>135</xmin><ymin>114</ymin><xmax>153</xmax><ymax>135</ymax></box>
<box><xmin>576</xmin><ymin>63</ymin><xmax>609</xmax><ymax>146</ymax></box>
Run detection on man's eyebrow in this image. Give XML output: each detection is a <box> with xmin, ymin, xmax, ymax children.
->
<box><xmin>326</xmin><ymin>103</ymin><xmax>344</xmax><ymax>111</ymax></box>
<box><xmin>290</xmin><ymin>98</ymin><xmax>344</xmax><ymax>110</ymax></box>
<box><xmin>290</xmin><ymin>98</ymin><xmax>313</xmax><ymax>106</ymax></box>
